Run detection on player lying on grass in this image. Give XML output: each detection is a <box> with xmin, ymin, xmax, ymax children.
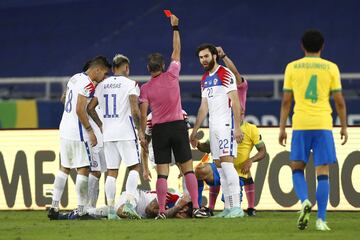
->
<box><xmin>52</xmin><ymin>189</ymin><xmax>193</xmax><ymax>220</ymax></box>
<box><xmin>194</xmin><ymin>120</ymin><xmax>266</xmax><ymax>217</ymax></box>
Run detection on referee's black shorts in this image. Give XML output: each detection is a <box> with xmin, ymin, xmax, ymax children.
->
<box><xmin>152</xmin><ymin>120</ymin><xmax>192</xmax><ymax>164</ymax></box>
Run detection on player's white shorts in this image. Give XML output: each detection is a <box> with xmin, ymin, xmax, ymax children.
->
<box><xmin>60</xmin><ymin>138</ymin><xmax>92</xmax><ymax>168</ymax></box>
<box><xmin>91</xmin><ymin>147</ymin><xmax>107</xmax><ymax>172</ymax></box>
<box><xmin>210</xmin><ymin>126</ymin><xmax>238</xmax><ymax>160</ymax></box>
<box><xmin>115</xmin><ymin>190</ymin><xmax>156</xmax><ymax>218</ymax></box>
<box><xmin>148</xmin><ymin>142</ymin><xmax>176</xmax><ymax>168</ymax></box>
<box><xmin>104</xmin><ymin>140</ymin><xmax>140</xmax><ymax>169</ymax></box>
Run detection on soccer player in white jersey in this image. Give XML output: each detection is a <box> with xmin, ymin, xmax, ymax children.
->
<box><xmin>190</xmin><ymin>44</ymin><xmax>244</xmax><ymax>218</ymax></box>
<box><xmin>48</xmin><ymin>56</ymin><xmax>111</xmax><ymax>219</ymax></box>
<box><xmin>87</xmin><ymin>54</ymin><xmax>143</xmax><ymax>219</ymax></box>
<box><xmin>80</xmin><ymin>60</ymin><xmax>107</xmax><ymax>209</ymax></box>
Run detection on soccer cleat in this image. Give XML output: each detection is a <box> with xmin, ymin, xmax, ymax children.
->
<box><xmin>297</xmin><ymin>199</ymin><xmax>312</xmax><ymax>230</ymax></box>
<box><xmin>155</xmin><ymin>212</ymin><xmax>166</xmax><ymax>220</ymax></box>
<box><xmin>224</xmin><ymin>207</ymin><xmax>245</xmax><ymax>218</ymax></box>
<box><xmin>47</xmin><ymin>207</ymin><xmax>59</xmax><ymax>220</ymax></box>
<box><xmin>213</xmin><ymin>208</ymin><xmax>230</xmax><ymax>218</ymax></box>
<box><xmin>107</xmin><ymin>206</ymin><xmax>119</xmax><ymax>220</ymax></box>
<box><xmin>122</xmin><ymin>202</ymin><xmax>141</xmax><ymax>220</ymax></box>
<box><xmin>246</xmin><ymin>208</ymin><xmax>256</xmax><ymax>216</ymax></box>
<box><xmin>316</xmin><ymin>219</ymin><xmax>331</xmax><ymax>231</ymax></box>
<box><xmin>193</xmin><ymin>208</ymin><xmax>209</xmax><ymax>218</ymax></box>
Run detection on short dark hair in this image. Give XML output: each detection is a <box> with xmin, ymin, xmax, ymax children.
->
<box><xmin>147</xmin><ymin>53</ymin><xmax>165</xmax><ymax>73</ymax></box>
<box><xmin>112</xmin><ymin>54</ymin><xmax>130</xmax><ymax>69</ymax></box>
<box><xmin>82</xmin><ymin>60</ymin><xmax>92</xmax><ymax>72</ymax></box>
<box><xmin>196</xmin><ymin>43</ymin><xmax>218</xmax><ymax>60</ymax></box>
<box><xmin>301</xmin><ymin>29</ymin><xmax>324</xmax><ymax>53</ymax></box>
<box><xmin>88</xmin><ymin>56</ymin><xmax>111</xmax><ymax>69</ymax></box>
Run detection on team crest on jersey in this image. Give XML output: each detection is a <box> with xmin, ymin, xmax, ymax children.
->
<box><xmin>91</xmin><ymin>160</ymin><xmax>98</xmax><ymax>168</ymax></box>
<box><xmin>213</xmin><ymin>78</ymin><xmax>218</xmax><ymax>85</ymax></box>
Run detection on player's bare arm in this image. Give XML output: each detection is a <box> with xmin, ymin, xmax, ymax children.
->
<box><xmin>141</xmin><ymin>136</ymin><xmax>152</xmax><ymax>181</ymax></box>
<box><xmin>228</xmin><ymin>90</ymin><xmax>244</xmax><ymax>143</ymax></box>
<box><xmin>129</xmin><ymin>94</ymin><xmax>142</xmax><ymax>134</ymax></box>
<box><xmin>333</xmin><ymin>91</ymin><xmax>348</xmax><ymax>145</ymax></box>
<box><xmin>87</xmin><ymin>97</ymin><xmax>102</xmax><ymax>130</ymax></box>
<box><xmin>241</xmin><ymin>143</ymin><xmax>267</xmax><ymax>174</ymax></box>
<box><xmin>170</xmin><ymin>15</ymin><xmax>180</xmax><ymax>61</ymax></box>
<box><xmin>139</xmin><ymin>102</ymin><xmax>149</xmax><ymax>151</ymax></box>
<box><xmin>190</xmin><ymin>97</ymin><xmax>208</xmax><ymax>148</ymax></box>
<box><xmin>217</xmin><ymin>46</ymin><xmax>243</xmax><ymax>86</ymax></box>
<box><xmin>76</xmin><ymin>94</ymin><xmax>97</xmax><ymax>147</ymax></box>
<box><xmin>279</xmin><ymin>92</ymin><xmax>293</xmax><ymax>146</ymax></box>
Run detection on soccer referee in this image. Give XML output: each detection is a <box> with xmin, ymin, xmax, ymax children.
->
<box><xmin>139</xmin><ymin>14</ymin><xmax>207</xmax><ymax>219</ymax></box>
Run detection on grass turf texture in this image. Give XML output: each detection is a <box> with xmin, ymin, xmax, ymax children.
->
<box><xmin>1</xmin><ymin>211</ymin><xmax>359</xmax><ymax>240</ymax></box>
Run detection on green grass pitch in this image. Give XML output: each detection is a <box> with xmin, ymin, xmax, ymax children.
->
<box><xmin>1</xmin><ymin>211</ymin><xmax>359</xmax><ymax>240</ymax></box>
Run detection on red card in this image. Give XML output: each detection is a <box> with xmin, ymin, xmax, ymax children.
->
<box><xmin>164</xmin><ymin>9</ymin><xmax>172</xmax><ymax>17</ymax></box>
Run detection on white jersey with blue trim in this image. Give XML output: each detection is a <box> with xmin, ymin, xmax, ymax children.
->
<box><xmin>201</xmin><ymin>65</ymin><xmax>237</xmax><ymax>128</ymax></box>
<box><xmin>94</xmin><ymin>75</ymin><xmax>140</xmax><ymax>141</ymax></box>
<box><xmin>59</xmin><ymin>72</ymin><xmax>95</xmax><ymax>141</ymax></box>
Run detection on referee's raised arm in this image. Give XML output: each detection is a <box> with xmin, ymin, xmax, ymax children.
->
<box><xmin>170</xmin><ymin>15</ymin><xmax>180</xmax><ymax>62</ymax></box>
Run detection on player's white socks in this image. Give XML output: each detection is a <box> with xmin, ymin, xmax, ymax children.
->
<box><xmin>88</xmin><ymin>174</ymin><xmax>100</xmax><ymax>208</ymax></box>
<box><xmin>126</xmin><ymin>170</ymin><xmax>139</xmax><ymax>205</ymax></box>
<box><xmin>105</xmin><ymin>175</ymin><xmax>117</xmax><ymax>207</ymax></box>
<box><xmin>182</xmin><ymin>176</ymin><xmax>189</xmax><ymax>195</ymax></box>
<box><xmin>217</xmin><ymin>168</ymin><xmax>230</xmax><ymax>209</ymax></box>
<box><xmin>51</xmin><ymin>170</ymin><xmax>68</xmax><ymax>209</ymax></box>
<box><xmin>221</xmin><ymin>162</ymin><xmax>241</xmax><ymax>208</ymax></box>
<box><xmin>76</xmin><ymin>174</ymin><xmax>89</xmax><ymax>215</ymax></box>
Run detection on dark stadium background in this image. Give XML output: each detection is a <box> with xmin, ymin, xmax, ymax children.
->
<box><xmin>0</xmin><ymin>0</ymin><xmax>359</xmax><ymax>128</ymax></box>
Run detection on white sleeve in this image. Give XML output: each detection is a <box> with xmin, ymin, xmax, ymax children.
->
<box><xmin>224</xmin><ymin>69</ymin><xmax>237</xmax><ymax>94</ymax></box>
<box><xmin>129</xmin><ymin>81</ymin><xmax>140</xmax><ymax>96</ymax></box>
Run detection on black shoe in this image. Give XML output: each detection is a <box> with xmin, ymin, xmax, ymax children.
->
<box><xmin>155</xmin><ymin>212</ymin><xmax>166</xmax><ymax>220</ymax></box>
<box><xmin>48</xmin><ymin>208</ymin><xmax>59</xmax><ymax>220</ymax></box>
<box><xmin>201</xmin><ymin>207</ymin><xmax>214</xmax><ymax>217</ymax></box>
<box><xmin>247</xmin><ymin>208</ymin><xmax>256</xmax><ymax>216</ymax></box>
<box><xmin>193</xmin><ymin>208</ymin><xmax>209</xmax><ymax>218</ymax></box>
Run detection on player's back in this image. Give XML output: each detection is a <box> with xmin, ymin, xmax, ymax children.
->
<box><xmin>201</xmin><ymin>65</ymin><xmax>237</xmax><ymax>128</ymax></box>
<box><xmin>95</xmin><ymin>75</ymin><xmax>139</xmax><ymax>141</ymax></box>
<box><xmin>60</xmin><ymin>73</ymin><xmax>95</xmax><ymax>141</ymax></box>
<box><xmin>284</xmin><ymin>57</ymin><xmax>341</xmax><ymax>130</ymax></box>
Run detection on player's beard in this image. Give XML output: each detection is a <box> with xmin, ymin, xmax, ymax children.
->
<box><xmin>203</xmin><ymin>57</ymin><xmax>215</xmax><ymax>72</ymax></box>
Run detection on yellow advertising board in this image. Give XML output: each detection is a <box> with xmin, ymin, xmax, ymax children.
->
<box><xmin>0</xmin><ymin>128</ymin><xmax>359</xmax><ymax>210</ymax></box>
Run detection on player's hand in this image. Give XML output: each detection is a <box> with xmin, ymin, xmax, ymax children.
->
<box><xmin>216</xmin><ymin>46</ymin><xmax>226</xmax><ymax>59</ymax></box>
<box><xmin>234</xmin><ymin>127</ymin><xmax>244</xmax><ymax>143</ymax></box>
<box><xmin>340</xmin><ymin>127</ymin><xmax>348</xmax><ymax>145</ymax></box>
<box><xmin>88</xmin><ymin>130</ymin><xmax>97</xmax><ymax>147</ymax></box>
<box><xmin>240</xmin><ymin>159</ymin><xmax>252</xmax><ymax>174</ymax></box>
<box><xmin>170</xmin><ymin>14</ymin><xmax>179</xmax><ymax>26</ymax></box>
<box><xmin>143</xmin><ymin>168</ymin><xmax>152</xmax><ymax>181</ymax></box>
<box><xmin>189</xmin><ymin>130</ymin><xmax>198</xmax><ymax>148</ymax></box>
<box><xmin>278</xmin><ymin>129</ymin><xmax>287</xmax><ymax>146</ymax></box>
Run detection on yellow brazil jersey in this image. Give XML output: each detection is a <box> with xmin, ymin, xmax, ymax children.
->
<box><xmin>234</xmin><ymin>121</ymin><xmax>264</xmax><ymax>178</ymax></box>
<box><xmin>283</xmin><ymin>57</ymin><xmax>342</xmax><ymax>130</ymax></box>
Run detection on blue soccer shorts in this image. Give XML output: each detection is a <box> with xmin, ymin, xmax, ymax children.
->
<box><xmin>290</xmin><ymin>130</ymin><xmax>337</xmax><ymax>166</ymax></box>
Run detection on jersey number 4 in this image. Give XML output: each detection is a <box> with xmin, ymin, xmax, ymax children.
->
<box><xmin>103</xmin><ymin>94</ymin><xmax>119</xmax><ymax>118</ymax></box>
<box><xmin>305</xmin><ymin>74</ymin><xmax>318</xmax><ymax>103</ymax></box>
